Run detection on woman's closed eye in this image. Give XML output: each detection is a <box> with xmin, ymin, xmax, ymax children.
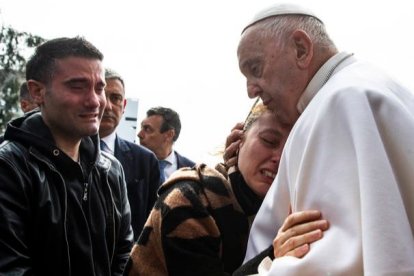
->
<box><xmin>260</xmin><ymin>133</ymin><xmax>281</xmax><ymax>148</ymax></box>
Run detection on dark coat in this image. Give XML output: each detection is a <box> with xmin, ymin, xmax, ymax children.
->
<box><xmin>0</xmin><ymin>112</ymin><xmax>133</xmax><ymax>276</ymax></box>
<box><xmin>114</xmin><ymin>136</ymin><xmax>161</xmax><ymax>240</ymax></box>
<box><xmin>175</xmin><ymin>151</ymin><xmax>195</xmax><ymax>169</ymax></box>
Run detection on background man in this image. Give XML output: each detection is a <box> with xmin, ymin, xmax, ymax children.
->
<box><xmin>0</xmin><ymin>82</ymin><xmax>38</xmax><ymax>144</ymax></box>
<box><xmin>237</xmin><ymin>3</ymin><xmax>414</xmax><ymax>275</ymax></box>
<box><xmin>19</xmin><ymin>81</ymin><xmax>38</xmax><ymax>113</ymax></box>
<box><xmin>0</xmin><ymin>37</ymin><xmax>133</xmax><ymax>275</ymax></box>
<box><xmin>99</xmin><ymin>68</ymin><xmax>161</xmax><ymax>239</ymax></box>
<box><xmin>138</xmin><ymin>106</ymin><xmax>195</xmax><ymax>183</ymax></box>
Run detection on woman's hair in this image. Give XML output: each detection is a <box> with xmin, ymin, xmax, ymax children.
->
<box><xmin>213</xmin><ymin>102</ymin><xmax>269</xmax><ymax>159</ymax></box>
<box><xmin>243</xmin><ymin>102</ymin><xmax>268</xmax><ymax>132</ymax></box>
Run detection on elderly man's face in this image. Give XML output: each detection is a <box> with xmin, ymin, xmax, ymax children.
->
<box><xmin>237</xmin><ymin>26</ymin><xmax>305</xmax><ymax>126</ymax></box>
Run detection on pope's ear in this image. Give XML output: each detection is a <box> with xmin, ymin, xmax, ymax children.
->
<box><xmin>291</xmin><ymin>29</ymin><xmax>313</xmax><ymax>69</ymax></box>
<box><xmin>26</xmin><ymin>80</ymin><xmax>46</xmax><ymax>104</ymax></box>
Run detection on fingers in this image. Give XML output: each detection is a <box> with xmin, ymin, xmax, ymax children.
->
<box><xmin>225</xmin><ymin>123</ymin><xmax>244</xmax><ymax>149</ymax></box>
<box><xmin>273</xmin><ymin>210</ymin><xmax>329</xmax><ymax>258</ymax></box>
<box><xmin>231</xmin><ymin>122</ymin><xmax>244</xmax><ymax>132</ymax></box>
<box><xmin>223</xmin><ymin>139</ymin><xmax>241</xmax><ymax>163</ymax></box>
<box><xmin>286</xmin><ymin>243</ymin><xmax>310</xmax><ymax>258</ymax></box>
<box><xmin>280</xmin><ymin>210</ymin><xmax>322</xmax><ymax>232</ymax></box>
<box><xmin>223</xmin><ymin>122</ymin><xmax>244</xmax><ymax>164</ymax></box>
<box><xmin>274</xmin><ymin>227</ymin><xmax>324</xmax><ymax>258</ymax></box>
<box><xmin>225</xmin><ymin>156</ymin><xmax>238</xmax><ymax>169</ymax></box>
<box><xmin>274</xmin><ymin>219</ymin><xmax>328</xmax><ymax>255</ymax></box>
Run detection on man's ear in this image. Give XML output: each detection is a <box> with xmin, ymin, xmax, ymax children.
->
<box><xmin>122</xmin><ymin>98</ymin><xmax>127</xmax><ymax>114</ymax></box>
<box><xmin>165</xmin><ymin>128</ymin><xmax>175</xmax><ymax>142</ymax></box>
<box><xmin>291</xmin><ymin>29</ymin><xmax>313</xmax><ymax>69</ymax></box>
<box><xmin>26</xmin><ymin>80</ymin><xmax>46</xmax><ymax>105</ymax></box>
<box><xmin>20</xmin><ymin>99</ymin><xmax>30</xmax><ymax>111</ymax></box>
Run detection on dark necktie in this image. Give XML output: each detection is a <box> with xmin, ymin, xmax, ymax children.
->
<box><xmin>159</xmin><ymin>160</ymin><xmax>169</xmax><ymax>184</ymax></box>
<box><xmin>100</xmin><ymin>140</ymin><xmax>112</xmax><ymax>154</ymax></box>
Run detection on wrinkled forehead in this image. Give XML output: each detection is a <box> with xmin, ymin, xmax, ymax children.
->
<box><xmin>238</xmin><ymin>29</ymin><xmax>261</xmax><ymax>59</ymax></box>
<box><xmin>237</xmin><ymin>28</ymin><xmax>277</xmax><ymax>72</ymax></box>
<box><xmin>238</xmin><ymin>25</ymin><xmax>262</xmax><ymax>54</ymax></box>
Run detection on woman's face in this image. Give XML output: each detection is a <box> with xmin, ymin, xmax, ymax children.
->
<box><xmin>237</xmin><ymin>111</ymin><xmax>290</xmax><ymax>198</ymax></box>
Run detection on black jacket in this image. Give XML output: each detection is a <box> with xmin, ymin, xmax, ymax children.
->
<box><xmin>0</xmin><ymin>112</ymin><xmax>133</xmax><ymax>275</ymax></box>
<box><xmin>114</xmin><ymin>136</ymin><xmax>160</xmax><ymax>240</ymax></box>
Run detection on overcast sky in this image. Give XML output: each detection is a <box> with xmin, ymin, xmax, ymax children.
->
<box><xmin>1</xmin><ymin>0</ymin><xmax>413</xmax><ymax>165</ymax></box>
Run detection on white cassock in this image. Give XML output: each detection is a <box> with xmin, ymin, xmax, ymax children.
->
<box><xmin>244</xmin><ymin>52</ymin><xmax>414</xmax><ymax>275</ymax></box>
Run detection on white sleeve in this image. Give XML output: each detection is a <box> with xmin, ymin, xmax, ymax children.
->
<box><xmin>246</xmin><ymin>84</ymin><xmax>414</xmax><ymax>275</ymax></box>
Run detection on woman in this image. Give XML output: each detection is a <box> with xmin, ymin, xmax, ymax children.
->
<box><xmin>126</xmin><ymin>104</ymin><xmax>327</xmax><ymax>275</ymax></box>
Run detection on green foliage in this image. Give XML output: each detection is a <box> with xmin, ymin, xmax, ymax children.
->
<box><xmin>0</xmin><ymin>74</ymin><xmax>21</xmax><ymax>132</ymax></box>
<box><xmin>0</xmin><ymin>25</ymin><xmax>45</xmax><ymax>135</ymax></box>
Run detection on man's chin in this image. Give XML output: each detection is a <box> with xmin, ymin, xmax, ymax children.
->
<box><xmin>98</xmin><ymin>126</ymin><xmax>115</xmax><ymax>137</ymax></box>
<box><xmin>82</xmin><ymin>127</ymin><xmax>100</xmax><ymax>138</ymax></box>
<box><xmin>99</xmin><ymin>121</ymin><xmax>115</xmax><ymax>130</ymax></box>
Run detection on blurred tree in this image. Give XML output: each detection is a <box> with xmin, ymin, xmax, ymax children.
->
<box><xmin>0</xmin><ymin>24</ymin><xmax>44</xmax><ymax>135</ymax></box>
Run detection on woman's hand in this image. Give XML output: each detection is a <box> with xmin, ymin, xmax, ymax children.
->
<box><xmin>223</xmin><ymin>122</ymin><xmax>244</xmax><ymax>169</ymax></box>
<box><xmin>273</xmin><ymin>210</ymin><xmax>329</xmax><ymax>258</ymax></box>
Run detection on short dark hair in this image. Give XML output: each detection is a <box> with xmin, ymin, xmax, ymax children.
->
<box><xmin>26</xmin><ymin>36</ymin><xmax>104</xmax><ymax>84</ymax></box>
<box><xmin>147</xmin><ymin>106</ymin><xmax>181</xmax><ymax>142</ymax></box>
<box><xmin>19</xmin><ymin>81</ymin><xmax>30</xmax><ymax>100</ymax></box>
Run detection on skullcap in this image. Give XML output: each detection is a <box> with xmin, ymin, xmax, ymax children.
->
<box><xmin>242</xmin><ymin>3</ymin><xmax>323</xmax><ymax>33</ymax></box>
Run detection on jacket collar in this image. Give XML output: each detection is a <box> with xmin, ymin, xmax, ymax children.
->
<box><xmin>5</xmin><ymin>111</ymin><xmax>101</xmax><ymax>169</ymax></box>
<box><xmin>296</xmin><ymin>52</ymin><xmax>356</xmax><ymax>113</ymax></box>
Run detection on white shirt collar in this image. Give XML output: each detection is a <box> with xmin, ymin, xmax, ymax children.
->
<box><xmin>162</xmin><ymin>150</ymin><xmax>178</xmax><ymax>178</ymax></box>
<box><xmin>164</xmin><ymin>150</ymin><xmax>175</xmax><ymax>164</ymax></box>
<box><xmin>100</xmin><ymin>131</ymin><xmax>117</xmax><ymax>154</ymax></box>
<box><xmin>296</xmin><ymin>52</ymin><xmax>355</xmax><ymax>113</ymax></box>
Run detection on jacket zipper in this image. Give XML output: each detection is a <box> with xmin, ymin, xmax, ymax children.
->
<box><xmin>79</xmin><ymin>161</ymin><xmax>89</xmax><ymax>202</ymax></box>
<box><xmin>82</xmin><ymin>182</ymin><xmax>89</xmax><ymax>201</ymax></box>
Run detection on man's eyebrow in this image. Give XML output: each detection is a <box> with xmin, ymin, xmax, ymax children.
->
<box><xmin>64</xmin><ymin>78</ymin><xmax>89</xmax><ymax>85</ymax></box>
<box><xmin>64</xmin><ymin>78</ymin><xmax>106</xmax><ymax>89</ymax></box>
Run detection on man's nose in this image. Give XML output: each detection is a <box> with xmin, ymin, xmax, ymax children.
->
<box><xmin>137</xmin><ymin>130</ymin><xmax>143</xmax><ymax>139</ymax></box>
<box><xmin>85</xmin><ymin>88</ymin><xmax>102</xmax><ymax>108</ymax></box>
<box><xmin>247</xmin><ymin>82</ymin><xmax>261</xmax><ymax>99</ymax></box>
